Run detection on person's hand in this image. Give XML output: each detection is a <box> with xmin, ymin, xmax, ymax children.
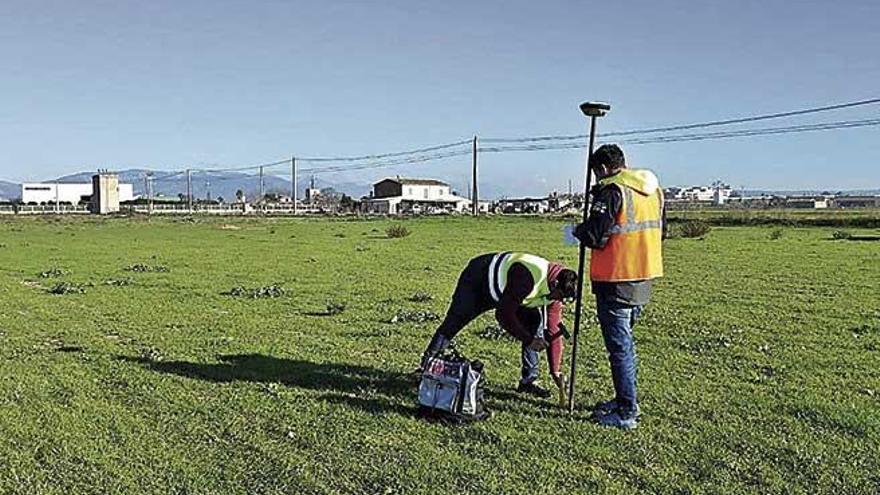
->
<box><xmin>528</xmin><ymin>336</ymin><xmax>548</xmax><ymax>352</ymax></box>
<box><xmin>572</xmin><ymin>223</ymin><xmax>587</xmax><ymax>242</ymax></box>
<box><xmin>551</xmin><ymin>372</ymin><xmax>565</xmax><ymax>389</ymax></box>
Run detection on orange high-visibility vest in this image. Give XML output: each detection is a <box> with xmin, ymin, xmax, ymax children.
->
<box><xmin>589</xmin><ymin>169</ymin><xmax>664</xmax><ymax>282</ymax></box>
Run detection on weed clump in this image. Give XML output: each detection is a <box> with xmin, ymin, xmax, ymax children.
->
<box><xmin>407</xmin><ymin>291</ymin><xmax>434</xmax><ymax>303</ymax></box>
<box><xmin>769</xmin><ymin>228</ymin><xmax>784</xmax><ymax>240</ymax></box>
<box><xmin>678</xmin><ymin>220</ymin><xmax>711</xmax><ymax>238</ymax></box>
<box><xmin>386</xmin><ymin>224</ymin><xmax>411</xmax><ymax>238</ymax></box>
<box><xmin>832</xmin><ymin>230</ymin><xmax>852</xmax><ymax>240</ymax></box>
<box><xmin>326</xmin><ymin>300</ymin><xmax>347</xmax><ymax>315</ymax></box>
<box><xmin>476</xmin><ymin>325</ymin><xmax>514</xmax><ymax>341</ymax></box>
<box><xmin>125</xmin><ymin>263</ymin><xmax>169</xmax><ymax>273</ymax></box>
<box><xmin>39</xmin><ymin>268</ymin><xmax>67</xmax><ymax>278</ymax></box>
<box><xmin>140</xmin><ymin>347</ymin><xmax>163</xmax><ymax>362</ymax></box>
<box><xmin>225</xmin><ymin>284</ymin><xmax>286</xmax><ymax>299</ymax></box>
<box><xmin>390</xmin><ymin>310</ymin><xmax>440</xmax><ymax>324</ymax></box>
<box><xmin>49</xmin><ymin>282</ymin><xmax>87</xmax><ymax>295</ymax></box>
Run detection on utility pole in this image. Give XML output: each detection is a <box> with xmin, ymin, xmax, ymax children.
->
<box><xmin>259</xmin><ymin>166</ymin><xmax>264</xmax><ymax>200</ymax></box>
<box><xmin>55</xmin><ymin>180</ymin><xmax>60</xmax><ymax>214</ymax></box>
<box><xmin>568</xmin><ymin>179</ymin><xmax>573</xmax><ymax>196</ymax></box>
<box><xmin>206</xmin><ymin>180</ymin><xmax>211</xmax><ymax>202</ymax></box>
<box><xmin>291</xmin><ymin>156</ymin><xmax>297</xmax><ymax>215</ymax></box>
<box><xmin>471</xmin><ymin>135</ymin><xmax>479</xmax><ymax>216</ymax></box>
<box><xmin>147</xmin><ymin>172</ymin><xmax>154</xmax><ymax>214</ymax></box>
<box><xmin>186</xmin><ymin>169</ymin><xmax>193</xmax><ymax>213</ymax></box>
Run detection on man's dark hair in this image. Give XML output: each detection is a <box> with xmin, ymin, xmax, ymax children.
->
<box><xmin>589</xmin><ymin>144</ymin><xmax>626</xmax><ymax>171</ymax></box>
<box><xmin>555</xmin><ymin>269</ymin><xmax>578</xmax><ymax>300</ymax></box>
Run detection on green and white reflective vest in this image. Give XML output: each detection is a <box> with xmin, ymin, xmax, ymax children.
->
<box><xmin>487</xmin><ymin>252</ymin><xmax>552</xmax><ymax>308</ymax></box>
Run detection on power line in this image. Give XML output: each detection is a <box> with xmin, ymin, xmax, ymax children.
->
<box><xmin>299</xmin><ymin>149</ymin><xmax>473</xmax><ymax>175</ymax></box>
<box><xmin>145</xmin><ymin>117</ymin><xmax>879</xmax><ymax>180</ymax></box>
<box><xmin>477</xmin><ymin>118</ymin><xmax>880</xmax><ymax>153</ymax></box>
<box><xmin>197</xmin><ymin>158</ymin><xmax>291</xmax><ymax>174</ymax></box>
<box><xmin>481</xmin><ymin>97</ymin><xmax>880</xmax><ymax>143</ymax></box>
<box><xmin>297</xmin><ymin>139</ymin><xmax>471</xmax><ymax>163</ymax></box>
<box><xmin>12</xmin><ymin>98</ymin><xmax>876</xmax><ymax>185</ymax></box>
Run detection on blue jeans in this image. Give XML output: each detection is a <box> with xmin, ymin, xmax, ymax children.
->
<box><xmin>597</xmin><ymin>298</ymin><xmax>643</xmax><ymax>417</ymax></box>
<box><xmin>521</xmin><ymin>344</ymin><xmax>539</xmax><ymax>385</ymax></box>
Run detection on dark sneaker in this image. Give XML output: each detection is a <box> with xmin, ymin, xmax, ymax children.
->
<box><xmin>595</xmin><ymin>409</ymin><xmax>639</xmax><ymax>430</ymax></box>
<box><xmin>516</xmin><ymin>381</ymin><xmax>552</xmax><ymax>399</ymax></box>
<box><xmin>592</xmin><ymin>399</ymin><xmax>641</xmax><ymax>418</ymax></box>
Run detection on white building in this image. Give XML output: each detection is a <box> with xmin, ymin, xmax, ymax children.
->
<box><xmin>21</xmin><ymin>182</ymin><xmax>134</xmax><ymax>205</ymax></box>
<box><xmin>361</xmin><ymin>177</ymin><xmax>471</xmax><ymax>215</ymax></box>
<box><xmin>496</xmin><ymin>197</ymin><xmax>550</xmax><ymax>214</ymax></box>
<box><xmin>665</xmin><ymin>184</ymin><xmax>732</xmax><ymax>204</ymax></box>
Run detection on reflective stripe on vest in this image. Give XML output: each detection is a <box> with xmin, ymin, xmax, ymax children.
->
<box><xmin>590</xmin><ymin>170</ymin><xmax>664</xmax><ymax>282</ymax></box>
<box><xmin>488</xmin><ymin>252</ymin><xmax>552</xmax><ymax>308</ymax></box>
<box><xmin>608</xmin><ymin>187</ymin><xmax>664</xmax><ymax>234</ymax></box>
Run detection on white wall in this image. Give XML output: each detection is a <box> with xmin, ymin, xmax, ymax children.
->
<box><xmin>401</xmin><ymin>184</ymin><xmax>450</xmax><ymax>200</ymax></box>
<box><xmin>22</xmin><ymin>183</ymin><xmax>92</xmax><ymax>204</ymax></box>
<box><xmin>21</xmin><ymin>182</ymin><xmax>135</xmax><ymax>204</ymax></box>
<box><xmin>118</xmin><ymin>184</ymin><xmax>135</xmax><ymax>202</ymax></box>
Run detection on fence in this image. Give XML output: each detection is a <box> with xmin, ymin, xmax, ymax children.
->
<box><xmin>0</xmin><ymin>204</ymin><xmax>90</xmax><ymax>215</ymax></box>
<box><xmin>0</xmin><ymin>203</ymin><xmax>326</xmax><ymax>216</ymax></box>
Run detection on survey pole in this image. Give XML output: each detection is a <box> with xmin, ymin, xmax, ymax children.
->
<box><xmin>568</xmin><ymin>101</ymin><xmax>611</xmax><ymax>414</ymax></box>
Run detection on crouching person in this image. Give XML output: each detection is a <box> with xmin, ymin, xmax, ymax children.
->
<box><xmin>419</xmin><ymin>252</ymin><xmax>577</xmax><ymax>401</ymax></box>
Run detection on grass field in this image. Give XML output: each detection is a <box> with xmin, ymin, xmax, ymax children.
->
<box><xmin>1</xmin><ymin>215</ymin><xmax>878</xmax><ymax>494</ymax></box>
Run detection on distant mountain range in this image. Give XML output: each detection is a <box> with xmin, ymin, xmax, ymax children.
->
<box><xmin>0</xmin><ymin>181</ymin><xmax>20</xmax><ymax>200</ymax></box>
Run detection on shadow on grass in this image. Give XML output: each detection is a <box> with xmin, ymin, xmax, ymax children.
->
<box><xmin>118</xmin><ymin>353</ymin><xmax>416</xmax><ymax>417</ymax></box>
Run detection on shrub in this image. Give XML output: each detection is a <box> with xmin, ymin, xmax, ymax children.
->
<box><xmin>679</xmin><ymin>220</ymin><xmax>711</xmax><ymax>238</ymax></box>
<box><xmin>769</xmin><ymin>228</ymin><xmax>784</xmax><ymax>240</ymax></box>
<box><xmin>385</xmin><ymin>225</ymin><xmax>411</xmax><ymax>238</ymax></box>
<box><xmin>832</xmin><ymin>230</ymin><xmax>852</xmax><ymax>240</ymax></box>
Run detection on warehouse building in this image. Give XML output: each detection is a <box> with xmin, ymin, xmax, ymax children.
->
<box><xmin>21</xmin><ymin>181</ymin><xmax>134</xmax><ymax>205</ymax></box>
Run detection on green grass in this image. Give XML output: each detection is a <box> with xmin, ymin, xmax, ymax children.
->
<box><xmin>666</xmin><ymin>208</ymin><xmax>880</xmax><ymax>228</ymax></box>
<box><xmin>0</xmin><ymin>216</ymin><xmax>878</xmax><ymax>494</ymax></box>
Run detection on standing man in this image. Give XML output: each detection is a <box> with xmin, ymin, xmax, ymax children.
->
<box><xmin>419</xmin><ymin>252</ymin><xmax>579</xmax><ymax>401</ymax></box>
<box><xmin>574</xmin><ymin>144</ymin><xmax>664</xmax><ymax>429</ymax></box>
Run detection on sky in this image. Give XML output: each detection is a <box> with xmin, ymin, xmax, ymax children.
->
<box><xmin>1</xmin><ymin>0</ymin><xmax>879</xmax><ymax>195</ymax></box>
